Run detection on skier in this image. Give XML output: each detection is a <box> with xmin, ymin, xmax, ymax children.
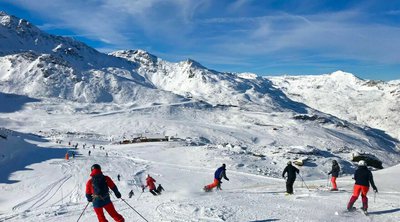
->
<box><xmin>328</xmin><ymin>160</ymin><xmax>341</xmax><ymax>191</ymax></box>
<box><xmin>117</xmin><ymin>174</ymin><xmax>121</xmax><ymax>181</ymax></box>
<box><xmin>156</xmin><ymin>184</ymin><xmax>165</xmax><ymax>194</ymax></box>
<box><xmin>65</xmin><ymin>152</ymin><xmax>69</xmax><ymax>160</ymax></box>
<box><xmin>347</xmin><ymin>160</ymin><xmax>378</xmax><ymax>214</ymax></box>
<box><xmin>204</xmin><ymin>163</ymin><xmax>229</xmax><ymax>192</ymax></box>
<box><xmin>128</xmin><ymin>190</ymin><xmax>134</xmax><ymax>198</ymax></box>
<box><xmin>282</xmin><ymin>161</ymin><xmax>299</xmax><ymax>195</ymax></box>
<box><xmin>88</xmin><ymin>150</ymin><xmax>91</xmax><ymax>156</ymax></box>
<box><xmin>142</xmin><ymin>174</ymin><xmax>159</xmax><ymax>196</ymax></box>
<box><xmin>85</xmin><ymin>164</ymin><xmax>125</xmax><ymax>222</ymax></box>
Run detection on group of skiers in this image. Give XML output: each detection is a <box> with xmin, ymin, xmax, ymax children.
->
<box><xmin>281</xmin><ymin>159</ymin><xmax>378</xmax><ymax>215</ymax></box>
<box><xmin>85</xmin><ymin>164</ymin><xmax>167</xmax><ymax>221</ymax></box>
<box><xmin>85</xmin><ymin>160</ymin><xmax>378</xmax><ymax>221</ymax></box>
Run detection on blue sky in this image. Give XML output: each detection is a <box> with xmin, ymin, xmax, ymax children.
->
<box><xmin>1</xmin><ymin>0</ymin><xmax>400</xmax><ymax>80</ymax></box>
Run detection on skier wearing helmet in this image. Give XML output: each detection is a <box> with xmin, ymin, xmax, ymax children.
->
<box><xmin>347</xmin><ymin>160</ymin><xmax>378</xmax><ymax>215</ymax></box>
<box><xmin>85</xmin><ymin>164</ymin><xmax>125</xmax><ymax>222</ymax></box>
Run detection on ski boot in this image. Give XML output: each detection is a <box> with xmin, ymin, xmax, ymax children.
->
<box><xmin>203</xmin><ymin>186</ymin><xmax>211</xmax><ymax>192</ymax></box>
<box><xmin>347</xmin><ymin>207</ymin><xmax>357</xmax><ymax>212</ymax></box>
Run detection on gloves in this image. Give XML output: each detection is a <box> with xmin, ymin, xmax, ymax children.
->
<box><xmin>86</xmin><ymin>194</ymin><xmax>93</xmax><ymax>202</ymax></box>
<box><xmin>142</xmin><ymin>187</ymin><xmax>145</xmax><ymax>192</ymax></box>
<box><xmin>226</xmin><ymin>178</ymin><xmax>229</xmax><ymax>181</ymax></box>
<box><xmin>115</xmin><ymin>191</ymin><xmax>122</xmax><ymax>198</ymax></box>
<box><xmin>374</xmin><ymin>188</ymin><xmax>378</xmax><ymax>193</ymax></box>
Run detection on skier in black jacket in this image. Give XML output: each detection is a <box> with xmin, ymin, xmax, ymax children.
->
<box><xmin>328</xmin><ymin>160</ymin><xmax>340</xmax><ymax>191</ymax></box>
<box><xmin>282</xmin><ymin>161</ymin><xmax>299</xmax><ymax>194</ymax></box>
<box><xmin>347</xmin><ymin>160</ymin><xmax>378</xmax><ymax>214</ymax></box>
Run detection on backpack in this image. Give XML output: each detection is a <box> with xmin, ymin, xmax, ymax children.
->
<box><xmin>92</xmin><ymin>174</ymin><xmax>109</xmax><ymax>198</ymax></box>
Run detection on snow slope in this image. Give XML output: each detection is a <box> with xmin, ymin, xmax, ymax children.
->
<box><xmin>0</xmin><ymin>131</ymin><xmax>399</xmax><ymax>221</ymax></box>
<box><xmin>269</xmin><ymin>71</ymin><xmax>400</xmax><ymax>140</ymax></box>
<box><xmin>0</xmin><ymin>11</ymin><xmax>400</xmax><ymax>221</ymax></box>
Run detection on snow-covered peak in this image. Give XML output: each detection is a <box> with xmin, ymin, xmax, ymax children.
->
<box><xmin>110</xmin><ymin>49</ymin><xmax>158</xmax><ymax>66</ymax></box>
<box><xmin>180</xmin><ymin>58</ymin><xmax>207</xmax><ymax>70</ymax></box>
<box><xmin>270</xmin><ymin>72</ymin><xmax>400</xmax><ymax>139</ymax></box>
<box><xmin>237</xmin><ymin>72</ymin><xmax>258</xmax><ymax>80</ymax></box>
<box><xmin>328</xmin><ymin>70</ymin><xmax>363</xmax><ymax>84</ymax></box>
<box><xmin>0</xmin><ymin>11</ymin><xmax>40</xmax><ymax>34</ymax></box>
<box><xmin>389</xmin><ymin>79</ymin><xmax>400</xmax><ymax>85</ymax></box>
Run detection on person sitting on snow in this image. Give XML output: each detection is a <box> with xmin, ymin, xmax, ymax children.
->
<box><xmin>347</xmin><ymin>160</ymin><xmax>378</xmax><ymax>214</ymax></box>
<box><xmin>204</xmin><ymin>163</ymin><xmax>229</xmax><ymax>192</ymax></box>
<box><xmin>328</xmin><ymin>160</ymin><xmax>341</xmax><ymax>191</ymax></box>
<box><xmin>282</xmin><ymin>161</ymin><xmax>299</xmax><ymax>195</ymax></box>
<box><xmin>156</xmin><ymin>184</ymin><xmax>165</xmax><ymax>194</ymax></box>
<box><xmin>85</xmin><ymin>164</ymin><xmax>125</xmax><ymax>222</ymax></box>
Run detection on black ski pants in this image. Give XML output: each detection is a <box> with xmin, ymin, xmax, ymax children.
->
<box><xmin>150</xmin><ymin>189</ymin><xmax>160</xmax><ymax>196</ymax></box>
<box><xmin>286</xmin><ymin>178</ymin><xmax>296</xmax><ymax>194</ymax></box>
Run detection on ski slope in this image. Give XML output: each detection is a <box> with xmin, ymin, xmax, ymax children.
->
<box><xmin>0</xmin><ymin>136</ymin><xmax>399</xmax><ymax>222</ymax></box>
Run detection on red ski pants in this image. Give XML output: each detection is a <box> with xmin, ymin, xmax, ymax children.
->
<box><xmin>94</xmin><ymin>202</ymin><xmax>125</xmax><ymax>222</ymax></box>
<box><xmin>347</xmin><ymin>185</ymin><xmax>369</xmax><ymax>210</ymax></box>
<box><xmin>331</xmin><ymin>176</ymin><xmax>337</xmax><ymax>189</ymax></box>
<box><xmin>206</xmin><ymin>179</ymin><xmax>220</xmax><ymax>190</ymax></box>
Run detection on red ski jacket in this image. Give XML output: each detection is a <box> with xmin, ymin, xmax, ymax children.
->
<box><xmin>85</xmin><ymin>169</ymin><xmax>119</xmax><ymax>208</ymax></box>
<box><xmin>145</xmin><ymin>176</ymin><xmax>156</xmax><ymax>190</ymax></box>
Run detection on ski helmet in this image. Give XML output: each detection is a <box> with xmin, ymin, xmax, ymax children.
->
<box><xmin>332</xmin><ymin>160</ymin><xmax>337</xmax><ymax>164</ymax></box>
<box><xmin>287</xmin><ymin>161</ymin><xmax>292</xmax><ymax>165</ymax></box>
<box><xmin>358</xmin><ymin>160</ymin><xmax>366</xmax><ymax>166</ymax></box>
<box><xmin>222</xmin><ymin>163</ymin><xmax>226</xmax><ymax>168</ymax></box>
<box><xmin>91</xmin><ymin>164</ymin><xmax>101</xmax><ymax>171</ymax></box>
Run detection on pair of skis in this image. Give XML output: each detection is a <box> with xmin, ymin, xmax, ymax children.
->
<box><xmin>346</xmin><ymin>207</ymin><xmax>369</xmax><ymax>216</ymax></box>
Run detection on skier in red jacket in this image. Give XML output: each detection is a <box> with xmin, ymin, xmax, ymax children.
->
<box><xmin>143</xmin><ymin>174</ymin><xmax>160</xmax><ymax>196</ymax></box>
<box><xmin>85</xmin><ymin>164</ymin><xmax>125</xmax><ymax>222</ymax></box>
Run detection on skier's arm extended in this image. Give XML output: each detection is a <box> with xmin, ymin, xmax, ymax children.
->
<box><xmin>369</xmin><ymin>172</ymin><xmax>378</xmax><ymax>192</ymax></box>
<box><xmin>222</xmin><ymin>170</ymin><xmax>229</xmax><ymax>181</ymax></box>
<box><xmin>106</xmin><ymin>176</ymin><xmax>121</xmax><ymax>198</ymax></box>
<box><xmin>85</xmin><ymin>179</ymin><xmax>93</xmax><ymax>202</ymax></box>
<box><xmin>282</xmin><ymin>166</ymin><xmax>288</xmax><ymax>178</ymax></box>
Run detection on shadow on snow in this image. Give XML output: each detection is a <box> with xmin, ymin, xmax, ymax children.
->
<box><xmin>369</xmin><ymin>208</ymin><xmax>400</xmax><ymax>215</ymax></box>
<box><xmin>0</xmin><ymin>92</ymin><xmax>41</xmax><ymax>113</ymax></box>
<box><xmin>0</xmin><ymin>132</ymin><xmax>69</xmax><ymax>184</ymax></box>
<box><xmin>248</xmin><ymin>219</ymin><xmax>280</xmax><ymax>222</ymax></box>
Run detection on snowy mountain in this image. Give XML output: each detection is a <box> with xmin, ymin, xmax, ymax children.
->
<box><xmin>1</xmin><ymin>11</ymin><xmax>400</xmax><ymax>222</ymax></box>
<box><xmin>0</xmin><ymin>11</ymin><xmax>399</xmax><ymax>170</ymax></box>
<box><xmin>0</xmin><ymin>11</ymin><xmax>183</xmax><ymax>104</ymax></box>
<box><xmin>111</xmin><ymin>49</ymin><xmax>304</xmax><ymax>112</ymax></box>
<box><xmin>269</xmin><ymin>71</ymin><xmax>400</xmax><ymax>140</ymax></box>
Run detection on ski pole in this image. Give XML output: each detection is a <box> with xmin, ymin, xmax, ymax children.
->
<box><xmin>121</xmin><ymin>198</ymin><xmax>149</xmax><ymax>222</ymax></box>
<box><xmin>327</xmin><ymin>175</ymin><xmax>330</xmax><ymax>188</ymax></box>
<box><xmin>76</xmin><ymin>202</ymin><xmax>90</xmax><ymax>222</ymax></box>
<box><xmin>297</xmin><ymin>173</ymin><xmax>310</xmax><ymax>191</ymax></box>
<box><xmin>374</xmin><ymin>191</ymin><xmax>376</xmax><ymax>203</ymax></box>
<box><xmin>137</xmin><ymin>190</ymin><xmax>144</xmax><ymax>201</ymax></box>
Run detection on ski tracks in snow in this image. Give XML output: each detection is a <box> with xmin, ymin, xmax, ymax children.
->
<box><xmin>11</xmin><ymin>174</ymin><xmax>71</xmax><ymax>212</ymax></box>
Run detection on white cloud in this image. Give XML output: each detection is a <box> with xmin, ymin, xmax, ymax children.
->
<box><xmin>4</xmin><ymin>0</ymin><xmax>400</xmax><ymax>68</ymax></box>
